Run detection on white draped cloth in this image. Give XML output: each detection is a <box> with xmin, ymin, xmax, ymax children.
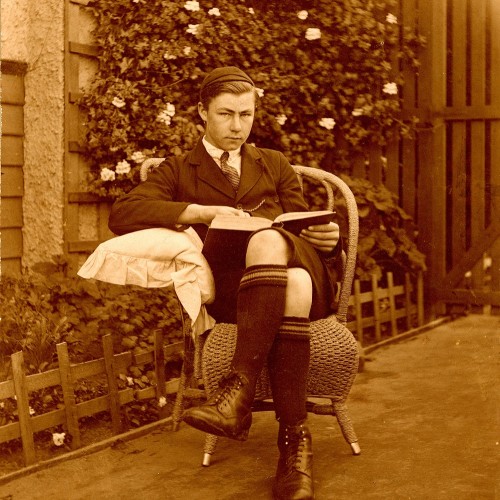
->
<box><xmin>77</xmin><ymin>227</ymin><xmax>216</xmax><ymax>337</ymax></box>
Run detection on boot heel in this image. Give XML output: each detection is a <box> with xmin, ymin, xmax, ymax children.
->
<box><xmin>234</xmin><ymin>427</ymin><xmax>249</xmax><ymax>441</ymax></box>
<box><xmin>233</xmin><ymin>412</ymin><xmax>252</xmax><ymax>441</ymax></box>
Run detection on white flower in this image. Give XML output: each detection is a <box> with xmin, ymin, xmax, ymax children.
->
<box><xmin>131</xmin><ymin>151</ymin><xmax>146</xmax><ymax>163</ymax></box>
<box><xmin>352</xmin><ymin>108</ymin><xmax>364</xmax><ymax>116</ymax></box>
<box><xmin>184</xmin><ymin>0</ymin><xmax>199</xmax><ymax>12</ymax></box>
<box><xmin>275</xmin><ymin>114</ymin><xmax>287</xmax><ymax>126</ymax></box>
<box><xmin>115</xmin><ymin>160</ymin><xmax>131</xmax><ymax>175</ymax></box>
<box><xmin>100</xmin><ymin>168</ymin><xmax>116</xmax><ymax>182</ymax></box>
<box><xmin>157</xmin><ymin>103</ymin><xmax>176</xmax><ymax>125</ymax></box>
<box><xmin>183</xmin><ymin>46</ymin><xmax>192</xmax><ymax>56</ymax></box>
<box><xmin>126</xmin><ymin>376</ymin><xmax>134</xmax><ymax>386</ymax></box>
<box><xmin>157</xmin><ymin>112</ymin><xmax>172</xmax><ymax>125</ymax></box>
<box><xmin>256</xmin><ymin>87</ymin><xmax>265</xmax><ymax>98</ymax></box>
<box><xmin>164</xmin><ymin>103</ymin><xmax>176</xmax><ymax>117</ymax></box>
<box><xmin>208</xmin><ymin>7</ymin><xmax>221</xmax><ymax>16</ymax></box>
<box><xmin>163</xmin><ymin>51</ymin><xmax>177</xmax><ymax>60</ymax></box>
<box><xmin>382</xmin><ymin>82</ymin><xmax>398</xmax><ymax>95</ymax></box>
<box><xmin>112</xmin><ymin>97</ymin><xmax>126</xmax><ymax>109</ymax></box>
<box><xmin>483</xmin><ymin>256</ymin><xmax>492</xmax><ymax>270</ymax></box>
<box><xmin>52</xmin><ymin>432</ymin><xmax>66</xmax><ymax>446</ymax></box>
<box><xmin>158</xmin><ymin>397</ymin><xmax>167</xmax><ymax>408</ymax></box>
<box><xmin>386</xmin><ymin>13</ymin><xmax>398</xmax><ymax>24</ymax></box>
<box><xmin>29</xmin><ymin>406</ymin><xmax>36</xmax><ymax>416</ymax></box>
<box><xmin>305</xmin><ymin>28</ymin><xmax>321</xmax><ymax>41</ymax></box>
<box><xmin>187</xmin><ymin>24</ymin><xmax>199</xmax><ymax>35</ymax></box>
<box><xmin>297</xmin><ymin>10</ymin><xmax>308</xmax><ymax>20</ymax></box>
<box><xmin>319</xmin><ymin>117</ymin><xmax>336</xmax><ymax>130</ymax></box>
<box><xmin>248</xmin><ymin>7</ymin><xmax>255</xmax><ymax>14</ymax></box>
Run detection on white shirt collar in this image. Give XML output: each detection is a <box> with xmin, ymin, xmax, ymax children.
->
<box><xmin>202</xmin><ymin>136</ymin><xmax>241</xmax><ymax>161</ymax></box>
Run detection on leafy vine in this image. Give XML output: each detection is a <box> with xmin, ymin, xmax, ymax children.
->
<box><xmin>80</xmin><ymin>0</ymin><xmax>426</xmax><ymax>200</ymax></box>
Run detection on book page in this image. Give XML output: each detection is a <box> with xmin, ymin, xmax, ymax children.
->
<box><xmin>273</xmin><ymin>210</ymin><xmax>334</xmax><ymax>223</ymax></box>
<box><xmin>208</xmin><ymin>214</ymin><xmax>272</xmax><ymax>231</ymax></box>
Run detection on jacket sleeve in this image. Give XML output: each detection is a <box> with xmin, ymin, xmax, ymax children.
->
<box><xmin>108</xmin><ymin>159</ymin><xmax>190</xmax><ymax>235</ymax></box>
<box><xmin>274</xmin><ymin>152</ymin><xmax>310</xmax><ymax>213</ymax></box>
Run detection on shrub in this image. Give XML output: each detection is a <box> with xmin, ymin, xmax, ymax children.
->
<box><xmin>77</xmin><ymin>0</ymin><xmax>426</xmax><ymax>284</ymax></box>
<box><xmin>0</xmin><ymin>264</ymin><xmax>182</xmax><ymax>378</ymax></box>
<box><xmin>80</xmin><ymin>0</ymin><xmax>425</xmax><ymax>199</ymax></box>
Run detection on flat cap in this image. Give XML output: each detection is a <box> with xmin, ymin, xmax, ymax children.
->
<box><xmin>200</xmin><ymin>66</ymin><xmax>254</xmax><ymax>92</ymax></box>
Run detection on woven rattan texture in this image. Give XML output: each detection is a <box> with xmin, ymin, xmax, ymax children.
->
<box><xmin>202</xmin><ymin>315</ymin><xmax>359</xmax><ymax>404</ymax></box>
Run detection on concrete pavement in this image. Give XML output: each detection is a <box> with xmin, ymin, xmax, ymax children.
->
<box><xmin>1</xmin><ymin>314</ymin><xmax>498</xmax><ymax>499</ymax></box>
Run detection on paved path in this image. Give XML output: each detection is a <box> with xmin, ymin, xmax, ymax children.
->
<box><xmin>1</xmin><ymin>314</ymin><xmax>498</xmax><ymax>499</ymax></box>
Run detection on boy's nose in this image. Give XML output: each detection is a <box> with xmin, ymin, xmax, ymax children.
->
<box><xmin>231</xmin><ymin>115</ymin><xmax>242</xmax><ymax>131</ymax></box>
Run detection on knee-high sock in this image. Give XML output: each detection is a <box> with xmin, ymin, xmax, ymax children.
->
<box><xmin>231</xmin><ymin>265</ymin><xmax>288</xmax><ymax>385</ymax></box>
<box><xmin>268</xmin><ymin>316</ymin><xmax>311</xmax><ymax>425</ymax></box>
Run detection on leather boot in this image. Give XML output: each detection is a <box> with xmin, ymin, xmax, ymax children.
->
<box><xmin>273</xmin><ymin>420</ymin><xmax>314</xmax><ymax>500</ymax></box>
<box><xmin>182</xmin><ymin>371</ymin><xmax>253</xmax><ymax>441</ymax></box>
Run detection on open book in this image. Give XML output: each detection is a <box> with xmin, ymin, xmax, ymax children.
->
<box><xmin>202</xmin><ymin>210</ymin><xmax>335</xmax><ymax>267</ymax></box>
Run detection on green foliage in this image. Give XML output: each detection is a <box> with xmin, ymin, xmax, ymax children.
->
<box><xmin>76</xmin><ymin>0</ymin><xmax>426</xmax><ymax>283</ymax></box>
<box><xmin>80</xmin><ymin>0</ymin><xmax>425</xmax><ymax>199</ymax></box>
<box><xmin>0</xmin><ymin>268</ymin><xmax>182</xmax><ymax>377</ymax></box>
<box><xmin>335</xmin><ymin>175</ymin><xmax>427</xmax><ymax>280</ymax></box>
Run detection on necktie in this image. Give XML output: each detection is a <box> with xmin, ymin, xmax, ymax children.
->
<box><xmin>219</xmin><ymin>151</ymin><xmax>240</xmax><ymax>191</ymax></box>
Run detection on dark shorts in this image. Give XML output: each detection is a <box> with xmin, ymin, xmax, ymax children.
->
<box><xmin>206</xmin><ymin>227</ymin><xmax>339</xmax><ymax>323</ymax></box>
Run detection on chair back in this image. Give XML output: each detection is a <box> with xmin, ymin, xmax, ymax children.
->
<box><xmin>139</xmin><ymin>159</ymin><xmax>358</xmax><ymax>324</ymax></box>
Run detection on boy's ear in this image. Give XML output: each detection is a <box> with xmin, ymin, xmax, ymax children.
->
<box><xmin>198</xmin><ymin>102</ymin><xmax>207</xmax><ymax>122</ymax></box>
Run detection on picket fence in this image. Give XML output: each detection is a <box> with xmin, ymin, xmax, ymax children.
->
<box><xmin>1</xmin><ymin>271</ymin><xmax>424</xmax><ymax>469</ymax></box>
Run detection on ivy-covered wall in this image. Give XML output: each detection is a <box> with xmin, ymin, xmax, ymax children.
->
<box><xmin>81</xmin><ymin>0</ymin><xmax>425</xmax><ymax>200</ymax></box>
<box><xmin>1</xmin><ymin>0</ymin><xmax>427</xmax><ymax>280</ymax></box>
<box><xmin>77</xmin><ymin>0</ymin><xmax>426</xmax><ymax>280</ymax></box>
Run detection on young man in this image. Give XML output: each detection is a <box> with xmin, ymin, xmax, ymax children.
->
<box><xmin>109</xmin><ymin>66</ymin><xmax>342</xmax><ymax>500</ymax></box>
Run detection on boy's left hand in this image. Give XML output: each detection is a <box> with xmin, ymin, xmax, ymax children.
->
<box><xmin>300</xmin><ymin>222</ymin><xmax>340</xmax><ymax>253</ymax></box>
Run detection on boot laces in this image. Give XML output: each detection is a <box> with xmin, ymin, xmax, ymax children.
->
<box><xmin>214</xmin><ymin>373</ymin><xmax>244</xmax><ymax>409</ymax></box>
<box><xmin>283</xmin><ymin>426</ymin><xmax>308</xmax><ymax>472</ymax></box>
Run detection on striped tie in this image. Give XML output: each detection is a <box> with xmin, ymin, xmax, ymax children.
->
<box><xmin>220</xmin><ymin>151</ymin><xmax>240</xmax><ymax>191</ymax></box>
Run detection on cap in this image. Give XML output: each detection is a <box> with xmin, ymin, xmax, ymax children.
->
<box><xmin>200</xmin><ymin>66</ymin><xmax>254</xmax><ymax>93</ymax></box>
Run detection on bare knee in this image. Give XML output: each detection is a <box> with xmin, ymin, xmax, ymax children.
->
<box><xmin>246</xmin><ymin>229</ymin><xmax>290</xmax><ymax>266</ymax></box>
<box><xmin>285</xmin><ymin>268</ymin><xmax>312</xmax><ymax>317</ymax></box>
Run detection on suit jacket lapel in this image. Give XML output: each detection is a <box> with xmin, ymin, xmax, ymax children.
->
<box><xmin>190</xmin><ymin>139</ymin><xmax>236</xmax><ymax>198</ymax></box>
<box><xmin>235</xmin><ymin>144</ymin><xmax>264</xmax><ymax>203</ymax></box>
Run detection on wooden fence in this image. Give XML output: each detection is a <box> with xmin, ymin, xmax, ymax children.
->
<box><xmin>1</xmin><ymin>271</ymin><xmax>423</xmax><ymax>469</ymax></box>
<box><xmin>0</xmin><ymin>331</ymin><xmax>186</xmax><ymax>468</ymax></box>
<box><xmin>348</xmin><ymin>272</ymin><xmax>424</xmax><ymax>346</ymax></box>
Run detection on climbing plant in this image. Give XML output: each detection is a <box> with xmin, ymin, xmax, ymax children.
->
<box><xmin>80</xmin><ymin>0</ymin><xmax>425</xmax><ymax>200</ymax></box>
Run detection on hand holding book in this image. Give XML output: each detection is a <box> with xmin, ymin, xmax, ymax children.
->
<box><xmin>202</xmin><ymin>210</ymin><xmax>336</xmax><ymax>266</ymax></box>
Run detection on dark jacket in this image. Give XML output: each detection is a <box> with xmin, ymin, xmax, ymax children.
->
<box><xmin>108</xmin><ymin>138</ymin><xmax>342</xmax><ymax>322</ymax></box>
<box><xmin>109</xmin><ymin>139</ymin><xmax>309</xmax><ymax>240</ymax></box>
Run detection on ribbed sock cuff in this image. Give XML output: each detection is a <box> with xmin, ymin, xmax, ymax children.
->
<box><xmin>239</xmin><ymin>264</ymin><xmax>288</xmax><ymax>292</ymax></box>
<box><xmin>278</xmin><ymin>316</ymin><xmax>310</xmax><ymax>341</ymax></box>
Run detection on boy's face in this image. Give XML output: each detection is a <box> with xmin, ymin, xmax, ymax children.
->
<box><xmin>198</xmin><ymin>91</ymin><xmax>255</xmax><ymax>151</ymax></box>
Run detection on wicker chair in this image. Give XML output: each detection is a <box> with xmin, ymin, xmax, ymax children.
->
<box><xmin>140</xmin><ymin>159</ymin><xmax>360</xmax><ymax>466</ymax></box>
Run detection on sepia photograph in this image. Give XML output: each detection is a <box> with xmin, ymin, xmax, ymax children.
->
<box><xmin>0</xmin><ymin>1</ymin><xmax>498</xmax><ymax>498</ymax></box>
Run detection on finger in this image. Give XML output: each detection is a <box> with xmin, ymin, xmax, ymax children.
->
<box><xmin>301</xmin><ymin>229</ymin><xmax>339</xmax><ymax>241</ymax></box>
<box><xmin>306</xmin><ymin>222</ymin><xmax>338</xmax><ymax>232</ymax></box>
<box><xmin>300</xmin><ymin>234</ymin><xmax>337</xmax><ymax>249</ymax></box>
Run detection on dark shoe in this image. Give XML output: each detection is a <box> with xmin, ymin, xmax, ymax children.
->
<box><xmin>182</xmin><ymin>372</ymin><xmax>253</xmax><ymax>441</ymax></box>
<box><xmin>273</xmin><ymin>421</ymin><xmax>314</xmax><ymax>500</ymax></box>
